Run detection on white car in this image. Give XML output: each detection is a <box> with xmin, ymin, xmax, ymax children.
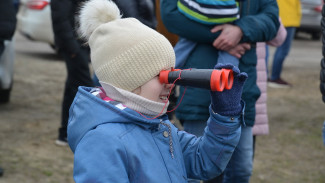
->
<box><xmin>297</xmin><ymin>0</ymin><xmax>323</xmax><ymax>40</ymax></box>
<box><xmin>0</xmin><ymin>40</ymin><xmax>15</xmax><ymax>103</ymax></box>
<box><xmin>17</xmin><ymin>0</ymin><xmax>54</xmax><ymax>47</ymax></box>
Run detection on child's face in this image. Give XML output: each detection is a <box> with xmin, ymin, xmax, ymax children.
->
<box><xmin>134</xmin><ymin>76</ymin><xmax>173</xmax><ymax>103</ymax></box>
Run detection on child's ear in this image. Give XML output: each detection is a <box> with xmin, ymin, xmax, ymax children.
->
<box><xmin>132</xmin><ymin>87</ymin><xmax>141</xmax><ymax>95</ymax></box>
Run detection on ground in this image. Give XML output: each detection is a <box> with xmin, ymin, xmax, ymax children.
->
<box><xmin>0</xmin><ymin>33</ymin><xmax>324</xmax><ymax>183</ymax></box>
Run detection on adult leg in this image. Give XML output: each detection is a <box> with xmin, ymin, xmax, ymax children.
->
<box><xmin>270</xmin><ymin>27</ymin><xmax>296</xmax><ymax>80</ymax></box>
<box><xmin>58</xmin><ymin>46</ymin><xmax>94</xmax><ymax>143</ymax></box>
<box><xmin>222</xmin><ymin>126</ymin><xmax>253</xmax><ymax>183</ymax></box>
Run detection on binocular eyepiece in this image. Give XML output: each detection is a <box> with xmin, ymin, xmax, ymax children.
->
<box><xmin>159</xmin><ymin>68</ymin><xmax>233</xmax><ymax>92</ymax></box>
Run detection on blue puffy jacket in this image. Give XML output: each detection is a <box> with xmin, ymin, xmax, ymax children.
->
<box><xmin>161</xmin><ymin>0</ymin><xmax>280</xmax><ymax>126</ymax></box>
<box><xmin>68</xmin><ymin>87</ymin><xmax>242</xmax><ymax>182</ymax></box>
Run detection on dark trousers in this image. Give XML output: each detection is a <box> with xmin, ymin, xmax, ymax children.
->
<box><xmin>59</xmin><ymin>46</ymin><xmax>94</xmax><ymax>139</ymax></box>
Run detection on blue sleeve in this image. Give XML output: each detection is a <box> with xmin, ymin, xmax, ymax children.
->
<box><xmin>177</xmin><ymin>105</ymin><xmax>242</xmax><ymax>180</ymax></box>
<box><xmin>234</xmin><ymin>0</ymin><xmax>280</xmax><ymax>42</ymax></box>
<box><xmin>73</xmin><ymin>129</ymin><xmax>130</xmax><ymax>183</ymax></box>
<box><xmin>160</xmin><ymin>0</ymin><xmax>220</xmax><ymax>43</ymax></box>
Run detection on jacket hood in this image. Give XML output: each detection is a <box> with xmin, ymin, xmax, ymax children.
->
<box><xmin>67</xmin><ymin>86</ymin><xmax>167</xmax><ymax>152</ymax></box>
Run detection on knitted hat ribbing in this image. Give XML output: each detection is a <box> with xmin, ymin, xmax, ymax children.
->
<box><xmin>79</xmin><ymin>0</ymin><xmax>175</xmax><ymax>91</ymax></box>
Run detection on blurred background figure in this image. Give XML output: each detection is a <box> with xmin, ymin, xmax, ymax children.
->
<box><xmin>320</xmin><ymin>0</ymin><xmax>325</xmax><ymax>146</ymax></box>
<box><xmin>0</xmin><ymin>0</ymin><xmax>17</xmax><ymax>104</ymax></box>
<box><xmin>253</xmin><ymin>20</ymin><xmax>286</xmax><ymax>156</ymax></box>
<box><xmin>268</xmin><ymin>0</ymin><xmax>301</xmax><ymax>88</ymax></box>
<box><xmin>0</xmin><ymin>0</ymin><xmax>17</xmax><ymax>175</ymax></box>
<box><xmin>51</xmin><ymin>0</ymin><xmax>95</xmax><ymax>146</ymax></box>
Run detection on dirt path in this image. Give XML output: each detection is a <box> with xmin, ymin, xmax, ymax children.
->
<box><xmin>0</xmin><ymin>33</ymin><xmax>74</xmax><ymax>183</ymax></box>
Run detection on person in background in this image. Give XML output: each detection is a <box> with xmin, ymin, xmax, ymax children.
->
<box><xmin>171</xmin><ymin>0</ymin><xmax>249</xmax><ymax>173</ymax></box>
<box><xmin>174</xmin><ymin>0</ymin><xmax>246</xmax><ymax>70</ymax></box>
<box><xmin>68</xmin><ymin>0</ymin><xmax>247</xmax><ymax>182</ymax></box>
<box><xmin>322</xmin><ymin>57</ymin><xmax>325</xmax><ymax>145</ymax></box>
<box><xmin>253</xmin><ymin>20</ymin><xmax>287</xmax><ymax>155</ymax></box>
<box><xmin>0</xmin><ymin>0</ymin><xmax>17</xmax><ymax>175</ymax></box>
<box><xmin>320</xmin><ymin>0</ymin><xmax>325</xmax><ymax>146</ymax></box>
<box><xmin>160</xmin><ymin>0</ymin><xmax>279</xmax><ymax>182</ymax></box>
<box><xmin>268</xmin><ymin>0</ymin><xmax>301</xmax><ymax>88</ymax></box>
<box><xmin>51</xmin><ymin>0</ymin><xmax>95</xmax><ymax>146</ymax></box>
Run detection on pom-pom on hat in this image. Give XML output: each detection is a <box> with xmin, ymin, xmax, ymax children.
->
<box><xmin>79</xmin><ymin>0</ymin><xmax>175</xmax><ymax>92</ymax></box>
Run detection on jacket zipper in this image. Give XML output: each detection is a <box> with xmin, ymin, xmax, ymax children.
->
<box><xmin>160</xmin><ymin>121</ymin><xmax>174</xmax><ymax>159</ymax></box>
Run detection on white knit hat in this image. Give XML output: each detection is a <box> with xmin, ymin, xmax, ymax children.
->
<box><xmin>79</xmin><ymin>0</ymin><xmax>175</xmax><ymax>92</ymax></box>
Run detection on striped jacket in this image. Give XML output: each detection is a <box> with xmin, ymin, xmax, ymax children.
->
<box><xmin>177</xmin><ymin>0</ymin><xmax>241</xmax><ymax>24</ymax></box>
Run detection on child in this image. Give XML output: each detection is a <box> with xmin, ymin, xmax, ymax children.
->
<box><xmin>67</xmin><ymin>0</ymin><xmax>247</xmax><ymax>182</ymax></box>
<box><xmin>174</xmin><ymin>0</ymin><xmax>244</xmax><ymax>68</ymax></box>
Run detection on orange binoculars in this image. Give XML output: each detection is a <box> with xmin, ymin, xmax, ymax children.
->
<box><xmin>159</xmin><ymin>68</ymin><xmax>234</xmax><ymax>92</ymax></box>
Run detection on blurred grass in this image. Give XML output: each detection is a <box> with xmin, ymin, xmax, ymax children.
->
<box><xmin>251</xmin><ymin>41</ymin><xmax>325</xmax><ymax>183</ymax></box>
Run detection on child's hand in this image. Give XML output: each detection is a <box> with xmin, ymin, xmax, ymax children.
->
<box><xmin>210</xmin><ymin>63</ymin><xmax>247</xmax><ymax>116</ymax></box>
<box><xmin>211</xmin><ymin>24</ymin><xmax>243</xmax><ymax>51</ymax></box>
